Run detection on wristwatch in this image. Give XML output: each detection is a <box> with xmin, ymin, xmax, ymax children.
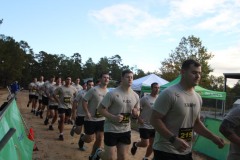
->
<box><xmin>169</xmin><ymin>135</ymin><xmax>176</xmax><ymax>143</ymax></box>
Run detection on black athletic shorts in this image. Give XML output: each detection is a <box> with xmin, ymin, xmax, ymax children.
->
<box><xmin>84</xmin><ymin>120</ymin><xmax>104</xmax><ymax>135</ymax></box>
<box><xmin>75</xmin><ymin>116</ymin><xmax>85</xmax><ymax>126</ymax></box>
<box><xmin>38</xmin><ymin>99</ymin><xmax>42</xmax><ymax>103</ymax></box>
<box><xmin>104</xmin><ymin>131</ymin><xmax>131</xmax><ymax>146</ymax></box>
<box><xmin>29</xmin><ymin>95</ymin><xmax>38</xmax><ymax>100</ymax></box>
<box><xmin>153</xmin><ymin>150</ymin><xmax>193</xmax><ymax>160</ymax></box>
<box><xmin>49</xmin><ymin>105</ymin><xmax>58</xmax><ymax>110</ymax></box>
<box><xmin>139</xmin><ymin>128</ymin><xmax>155</xmax><ymax>139</ymax></box>
<box><xmin>42</xmin><ymin>96</ymin><xmax>48</xmax><ymax>106</ymax></box>
<box><xmin>58</xmin><ymin>108</ymin><xmax>72</xmax><ymax>117</ymax></box>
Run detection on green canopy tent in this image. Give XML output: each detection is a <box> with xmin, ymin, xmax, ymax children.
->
<box><xmin>159</xmin><ymin>75</ymin><xmax>226</xmax><ymax>101</ymax></box>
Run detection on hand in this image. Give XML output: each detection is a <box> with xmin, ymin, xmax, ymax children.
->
<box><xmin>212</xmin><ymin>136</ymin><xmax>225</xmax><ymax>148</ymax></box>
<box><xmin>138</xmin><ymin>117</ymin><xmax>144</xmax><ymax>125</ymax></box>
<box><xmin>86</xmin><ymin>112</ymin><xmax>92</xmax><ymax>120</ymax></box>
<box><xmin>132</xmin><ymin>108</ymin><xmax>139</xmax><ymax>118</ymax></box>
<box><xmin>172</xmin><ymin>137</ymin><xmax>190</xmax><ymax>152</ymax></box>
<box><xmin>111</xmin><ymin>114</ymin><xmax>123</xmax><ymax>123</ymax></box>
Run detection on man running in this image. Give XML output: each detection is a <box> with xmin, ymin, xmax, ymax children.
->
<box><xmin>131</xmin><ymin>82</ymin><xmax>160</xmax><ymax>160</ymax></box>
<box><xmin>93</xmin><ymin>69</ymin><xmax>140</xmax><ymax>160</ymax></box>
<box><xmin>47</xmin><ymin>77</ymin><xmax>62</xmax><ymax>130</ymax></box>
<box><xmin>53</xmin><ymin>76</ymin><xmax>77</xmax><ymax>141</ymax></box>
<box><xmin>79</xmin><ymin>72</ymin><xmax>109</xmax><ymax>160</ymax></box>
<box><xmin>71</xmin><ymin>80</ymin><xmax>94</xmax><ymax>150</ymax></box>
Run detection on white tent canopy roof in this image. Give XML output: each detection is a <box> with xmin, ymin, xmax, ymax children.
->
<box><xmin>131</xmin><ymin>74</ymin><xmax>168</xmax><ymax>91</ymax></box>
<box><xmin>233</xmin><ymin>99</ymin><xmax>240</xmax><ymax>108</ymax></box>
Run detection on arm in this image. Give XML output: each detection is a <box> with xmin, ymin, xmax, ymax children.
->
<box><xmin>98</xmin><ymin>104</ymin><xmax>123</xmax><ymax>123</ymax></box>
<box><xmin>220</xmin><ymin>119</ymin><xmax>240</xmax><ymax>147</ymax></box>
<box><xmin>194</xmin><ymin>117</ymin><xmax>224</xmax><ymax>148</ymax></box>
<box><xmin>82</xmin><ymin>99</ymin><xmax>92</xmax><ymax>120</ymax></box>
<box><xmin>150</xmin><ymin>110</ymin><xmax>190</xmax><ymax>152</ymax></box>
<box><xmin>71</xmin><ymin>101</ymin><xmax>77</xmax><ymax>121</ymax></box>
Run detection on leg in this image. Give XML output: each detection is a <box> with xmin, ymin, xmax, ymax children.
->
<box><xmin>91</xmin><ymin>131</ymin><xmax>104</xmax><ymax>155</ymax></box>
<box><xmin>145</xmin><ymin>137</ymin><xmax>154</xmax><ymax>158</ymax></box>
<box><xmin>98</xmin><ymin>145</ymin><xmax>116</xmax><ymax>160</ymax></box>
<box><xmin>116</xmin><ymin>143</ymin><xmax>130</xmax><ymax>160</ymax></box>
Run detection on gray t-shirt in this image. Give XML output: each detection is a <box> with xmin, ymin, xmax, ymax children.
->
<box><xmin>83</xmin><ymin>85</ymin><xmax>108</xmax><ymax>121</ymax></box>
<box><xmin>29</xmin><ymin>82</ymin><xmax>38</xmax><ymax>95</ymax></box>
<box><xmin>139</xmin><ymin>94</ymin><xmax>157</xmax><ymax>129</ymax></box>
<box><xmin>153</xmin><ymin>84</ymin><xmax>202</xmax><ymax>155</ymax></box>
<box><xmin>74</xmin><ymin>90</ymin><xmax>87</xmax><ymax>116</ymax></box>
<box><xmin>54</xmin><ymin>85</ymin><xmax>77</xmax><ymax>109</ymax></box>
<box><xmin>101</xmin><ymin>86</ymin><xmax>140</xmax><ymax>133</ymax></box>
<box><xmin>223</xmin><ymin>106</ymin><xmax>240</xmax><ymax>160</ymax></box>
<box><xmin>72</xmin><ymin>84</ymin><xmax>83</xmax><ymax>91</ymax></box>
<box><xmin>48</xmin><ymin>84</ymin><xmax>61</xmax><ymax>106</ymax></box>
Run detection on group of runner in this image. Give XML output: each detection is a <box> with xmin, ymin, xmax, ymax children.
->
<box><xmin>25</xmin><ymin>59</ymin><xmax>227</xmax><ymax>160</ymax></box>
<box><xmin>25</xmin><ymin>70</ymin><xmax>156</xmax><ymax>160</ymax></box>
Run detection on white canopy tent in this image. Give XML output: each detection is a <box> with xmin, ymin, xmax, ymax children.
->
<box><xmin>131</xmin><ymin>74</ymin><xmax>168</xmax><ymax>91</ymax></box>
<box><xmin>233</xmin><ymin>99</ymin><xmax>240</xmax><ymax>108</ymax></box>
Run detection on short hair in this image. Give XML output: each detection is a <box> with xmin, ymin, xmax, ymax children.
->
<box><xmin>121</xmin><ymin>69</ymin><xmax>133</xmax><ymax>77</ymax></box>
<box><xmin>55</xmin><ymin>76</ymin><xmax>61</xmax><ymax>80</ymax></box>
<box><xmin>151</xmin><ymin>82</ymin><xmax>159</xmax><ymax>88</ymax></box>
<box><xmin>99</xmin><ymin>72</ymin><xmax>109</xmax><ymax>78</ymax></box>
<box><xmin>181</xmin><ymin>59</ymin><xmax>201</xmax><ymax>70</ymax></box>
<box><xmin>65</xmin><ymin>76</ymin><xmax>71</xmax><ymax>80</ymax></box>
<box><xmin>87</xmin><ymin>80</ymin><xmax>93</xmax><ymax>85</ymax></box>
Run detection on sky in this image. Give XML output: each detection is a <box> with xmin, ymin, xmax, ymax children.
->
<box><xmin>0</xmin><ymin>0</ymin><xmax>240</xmax><ymax>86</ymax></box>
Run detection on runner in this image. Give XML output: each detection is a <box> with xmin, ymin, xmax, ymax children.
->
<box><xmin>131</xmin><ymin>82</ymin><xmax>160</xmax><ymax>160</ymax></box>
<box><xmin>47</xmin><ymin>77</ymin><xmax>62</xmax><ymax>130</ymax></box>
<box><xmin>79</xmin><ymin>72</ymin><xmax>109</xmax><ymax>160</ymax></box>
<box><xmin>71</xmin><ymin>80</ymin><xmax>94</xmax><ymax>150</ymax></box>
<box><xmin>72</xmin><ymin>78</ymin><xmax>83</xmax><ymax>91</ymax></box>
<box><xmin>93</xmin><ymin>69</ymin><xmax>140</xmax><ymax>160</ymax></box>
<box><xmin>41</xmin><ymin>76</ymin><xmax>55</xmax><ymax>123</ymax></box>
<box><xmin>28</xmin><ymin>77</ymin><xmax>38</xmax><ymax>114</ymax></box>
<box><xmin>53</xmin><ymin>76</ymin><xmax>77</xmax><ymax>141</ymax></box>
<box><xmin>36</xmin><ymin>76</ymin><xmax>45</xmax><ymax>117</ymax></box>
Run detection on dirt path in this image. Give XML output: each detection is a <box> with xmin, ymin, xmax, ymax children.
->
<box><xmin>0</xmin><ymin>89</ymin><xmax>210</xmax><ymax>160</ymax></box>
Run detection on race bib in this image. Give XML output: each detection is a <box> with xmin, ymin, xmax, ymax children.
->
<box><xmin>32</xmin><ymin>89</ymin><xmax>37</xmax><ymax>92</ymax></box>
<box><xmin>120</xmin><ymin>113</ymin><xmax>131</xmax><ymax>123</ymax></box>
<box><xmin>63</xmin><ymin>97</ymin><xmax>71</xmax><ymax>103</ymax></box>
<box><xmin>95</xmin><ymin>109</ymin><xmax>103</xmax><ymax>118</ymax></box>
<box><xmin>178</xmin><ymin>127</ymin><xmax>193</xmax><ymax>142</ymax></box>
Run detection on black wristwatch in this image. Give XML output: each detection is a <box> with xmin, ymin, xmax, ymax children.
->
<box><xmin>169</xmin><ymin>135</ymin><xmax>176</xmax><ymax>144</ymax></box>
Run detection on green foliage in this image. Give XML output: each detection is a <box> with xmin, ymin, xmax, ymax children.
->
<box><xmin>160</xmin><ymin>35</ymin><xmax>214</xmax><ymax>87</ymax></box>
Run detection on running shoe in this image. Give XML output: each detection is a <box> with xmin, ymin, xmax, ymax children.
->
<box><xmin>92</xmin><ymin>148</ymin><xmax>102</xmax><ymax>160</ymax></box>
<box><xmin>44</xmin><ymin>119</ymin><xmax>49</xmax><ymax>125</ymax></box>
<box><xmin>59</xmin><ymin>135</ymin><xmax>64</xmax><ymax>141</ymax></box>
<box><xmin>131</xmin><ymin>142</ymin><xmax>138</xmax><ymax>155</ymax></box>
<box><xmin>49</xmin><ymin>125</ymin><xmax>54</xmax><ymax>130</ymax></box>
<box><xmin>79</xmin><ymin>146</ymin><xmax>87</xmax><ymax>151</ymax></box>
<box><xmin>39</xmin><ymin>111</ymin><xmax>43</xmax><ymax>119</ymax></box>
<box><xmin>88</xmin><ymin>155</ymin><xmax>93</xmax><ymax>160</ymax></box>
<box><xmin>35</xmin><ymin>111</ymin><xmax>39</xmax><ymax>116</ymax></box>
<box><xmin>78</xmin><ymin>134</ymin><xmax>85</xmax><ymax>149</ymax></box>
<box><xmin>70</xmin><ymin>126</ymin><xmax>75</xmax><ymax>137</ymax></box>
